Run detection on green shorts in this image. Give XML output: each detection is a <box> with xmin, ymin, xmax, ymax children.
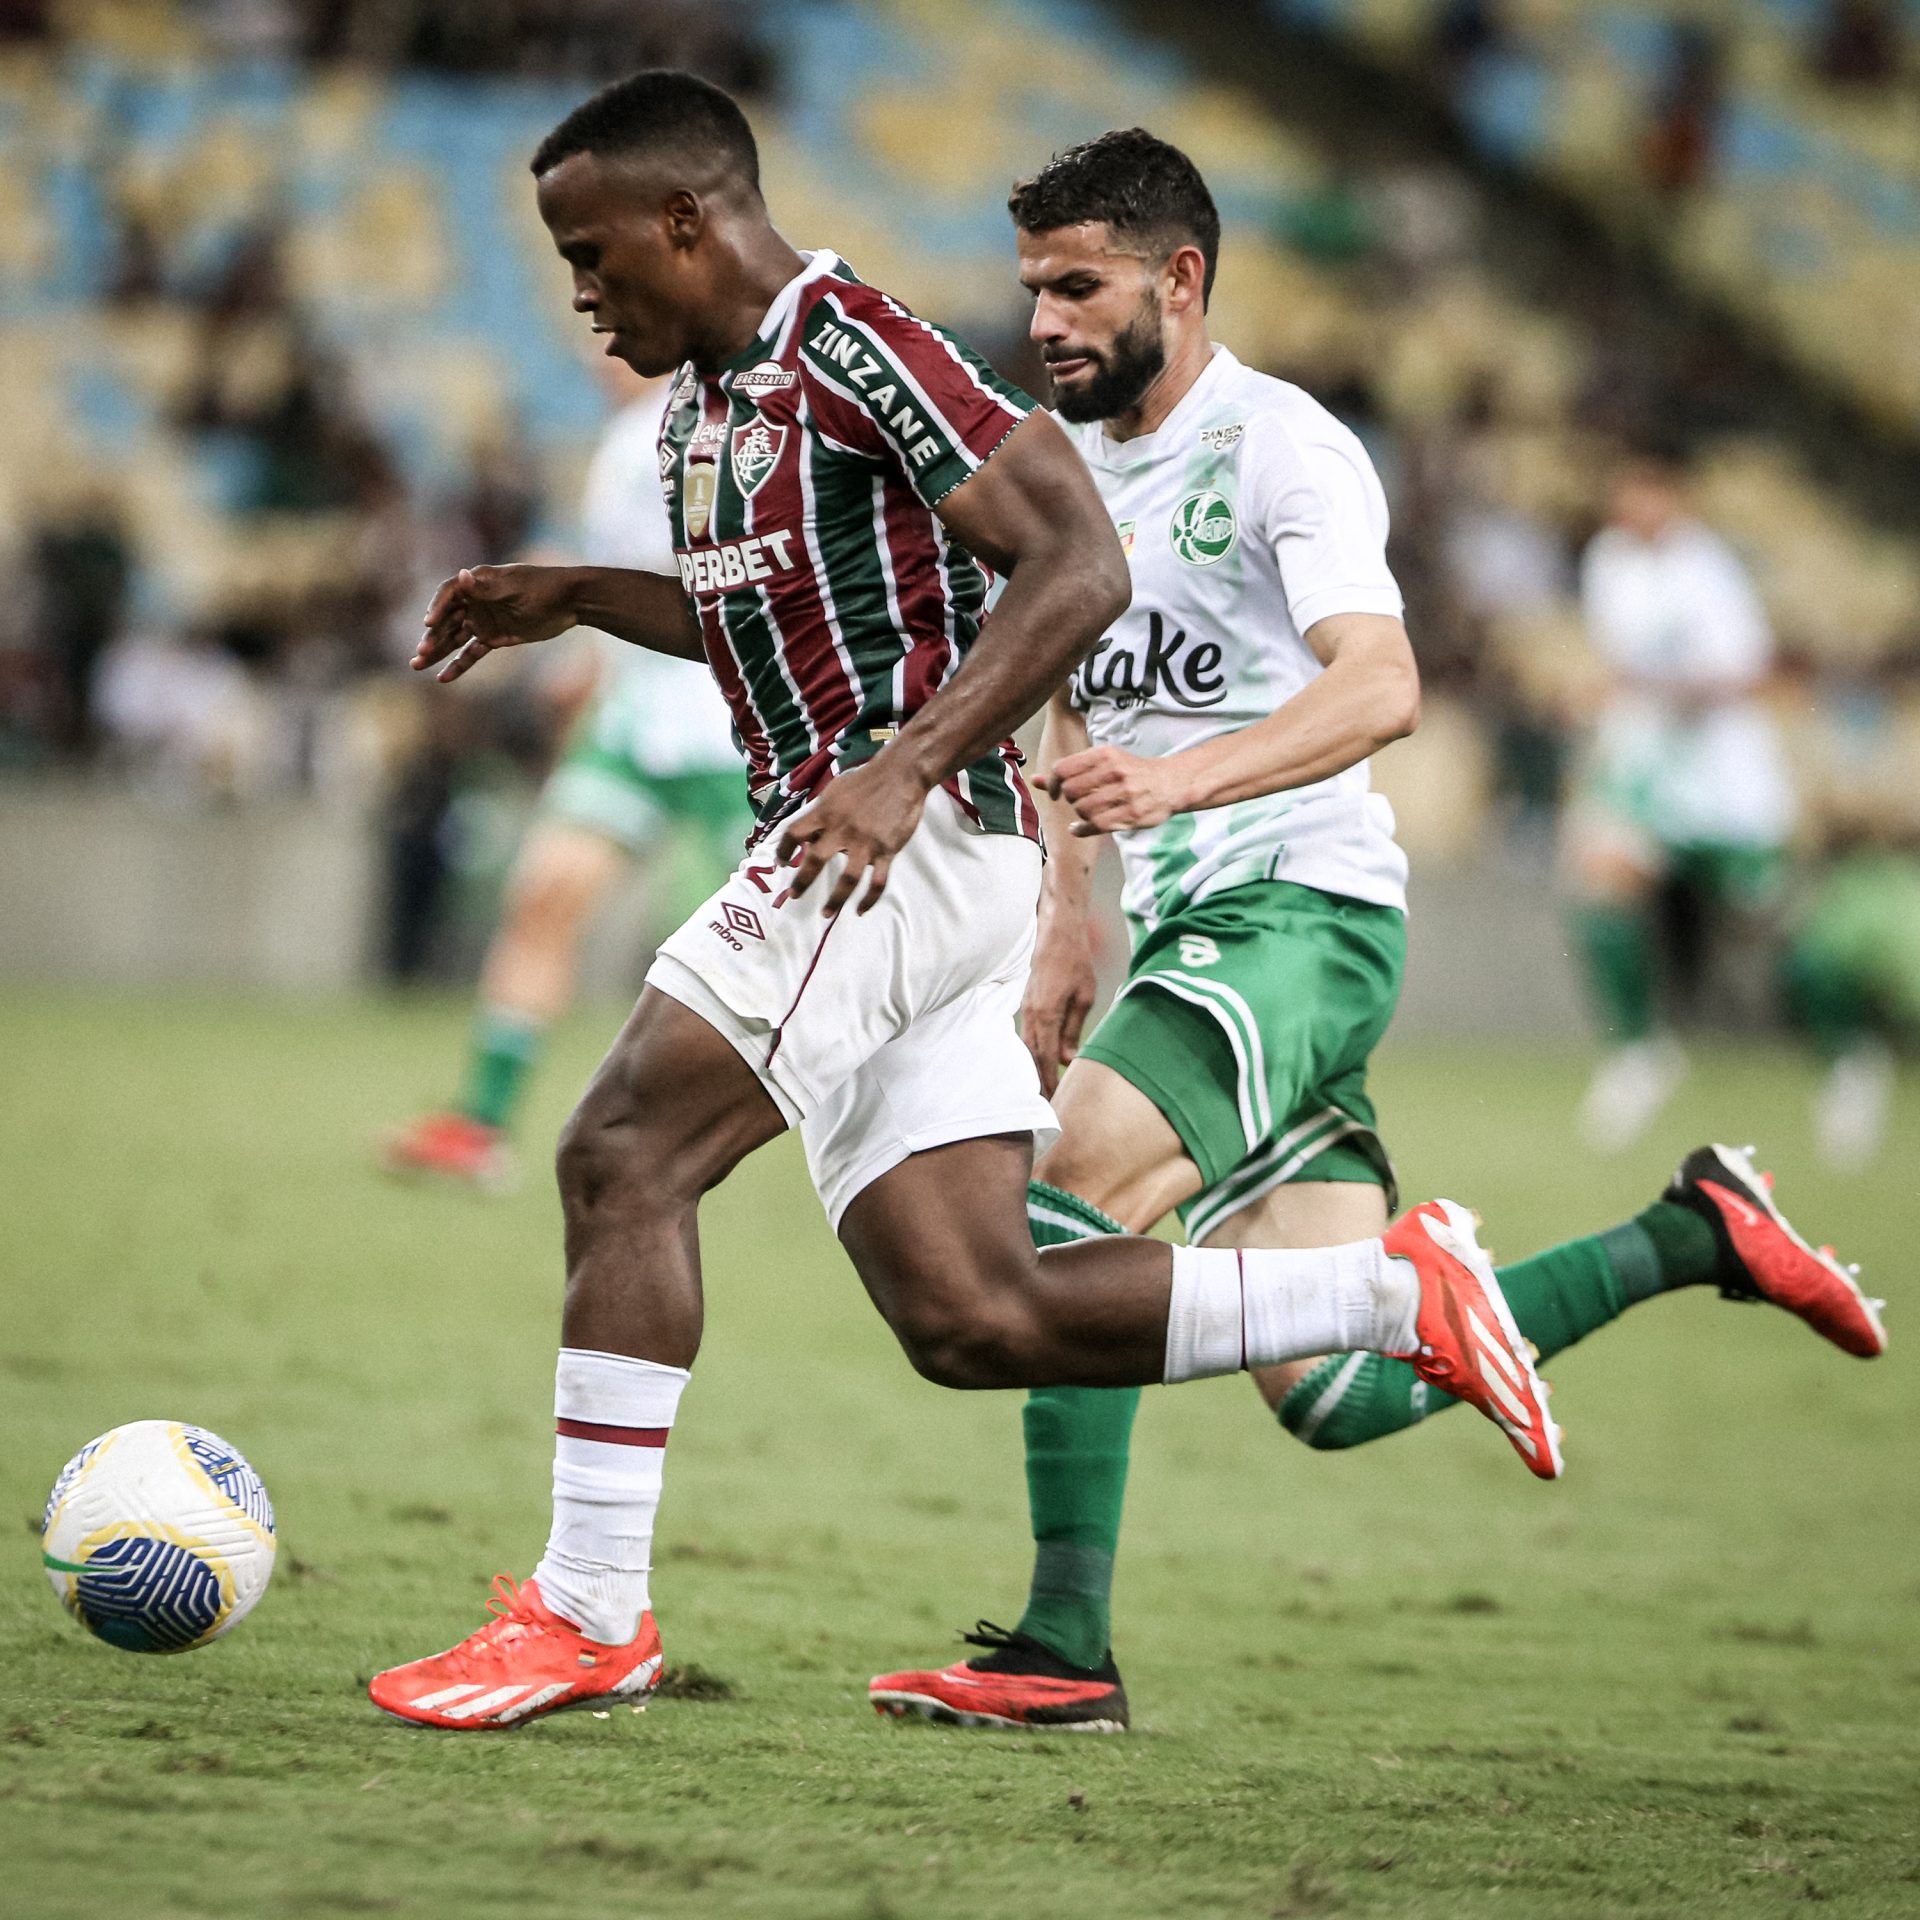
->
<box><xmin>1666</xmin><ymin>841</ymin><xmax>1787</xmax><ymax>913</ymax></box>
<box><xmin>1078</xmin><ymin>881</ymin><xmax>1404</xmax><ymax>1245</ymax></box>
<box><xmin>541</xmin><ymin>703</ymin><xmax>752</xmax><ymax>926</ymax></box>
<box><xmin>542</xmin><ymin>693</ymin><xmax>749</xmax><ymax>860</ymax></box>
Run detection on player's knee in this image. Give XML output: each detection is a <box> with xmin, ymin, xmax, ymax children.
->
<box><xmin>555</xmin><ymin>1093</ymin><xmax>684</xmax><ymax>1225</ymax></box>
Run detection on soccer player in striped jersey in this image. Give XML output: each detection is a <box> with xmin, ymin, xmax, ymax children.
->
<box><xmin>368</xmin><ymin>73</ymin><xmax>1571</xmax><ymax>1733</ymax></box>
<box><xmin>865</xmin><ymin>131</ymin><xmax>1884</xmax><ymax>1736</ymax></box>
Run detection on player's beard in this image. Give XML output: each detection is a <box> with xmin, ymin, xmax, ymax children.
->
<box><xmin>1049</xmin><ymin>291</ymin><xmax>1168</xmax><ymax>424</ymax></box>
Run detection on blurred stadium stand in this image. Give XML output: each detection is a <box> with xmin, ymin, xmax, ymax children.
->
<box><xmin>1</xmin><ymin>0</ymin><xmax>1916</xmax><ymax>1035</ymax></box>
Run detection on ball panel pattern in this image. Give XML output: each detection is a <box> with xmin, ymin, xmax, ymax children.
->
<box><xmin>181</xmin><ymin>1426</ymin><xmax>276</xmax><ymax>1535</ymax></box>
<box><xmin>67</xmin><ymin>1530</ymin><xmax>230</xmax><ymax>1652</ymax></box>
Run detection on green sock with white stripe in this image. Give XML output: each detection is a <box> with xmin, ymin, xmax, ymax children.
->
<box><xmin>1278</xmin><ymin>1202</ymin><xmax>1721</xmax><ymax>1449</ymax></box>
<box><xmin>1016</xmin><ymin>1182</ymin><xmax>1137</xmax><ymax>1672</ymax></box>
<box><xmin>459</xmin><ymin>1007</ymin><xmax>545</xmax><ymax>1131</ymax></box>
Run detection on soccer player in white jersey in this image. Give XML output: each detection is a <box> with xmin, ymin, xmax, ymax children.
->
<box><xmin>867</xmin><ymin>130</ymin><xmax>1882</xmax><ymax>1735</ymax></box>
<box><xmin>367</xmin><ymin>75</ymin><xmax>1578</xmax><ymax>1734</ymax></box>
<box><xmin>1567</xmin><ymin>442</ymin><xmax>1796</xmax><ymax>1150</ymax></box>
<box><xmin>385</xmin><ymin>374</ymin><xmax>751</xmax><ymax>1190</ymax></box>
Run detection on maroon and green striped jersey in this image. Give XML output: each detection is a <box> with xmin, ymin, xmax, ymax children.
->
<box><xmin>658</xmin><ymin>250</ymin><xmax>1039</xmax><ymax>842</ymax></box>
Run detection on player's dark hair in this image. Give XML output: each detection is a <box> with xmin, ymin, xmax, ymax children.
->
<box><xmin>1008</xmin><ymin>128</ymin><xmax>1220</xmax><ymax>304</ymax></box>
<box><xmin>530</xmin><ymin>69</ymin><xmax>760</xmax><ymax>192</ymax></box>
<box><xmin>1617</xmin><ymin>426</ymin><xmax>1691</xmax><ymax>476</ymax></box>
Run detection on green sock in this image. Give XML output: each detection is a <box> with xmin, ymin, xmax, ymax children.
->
<box><xmin>458</xmin><ymin>1007</ymin><xmax>545</xmax><ymax>1132</ymax></box>
<box><xmin>1279</xmin><ymin>1200</ymin><xmax>1721</xmax><ymax>1449</ymax></box>
<box><xmin>1015</xmin><ymin>1182</ymin><xmax>1136</xmax><ymax>1671</ymax></box>
<box><xmin>1576</xmin><ymin>902</ymin><xmax>1656</xmax><ymax>1041</ymax></box>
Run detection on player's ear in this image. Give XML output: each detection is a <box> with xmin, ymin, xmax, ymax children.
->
<box><xmin>1164</xmin><ymin>243</ymin><xmax>1207</xmax><ymax>315</ymax></box>
<box><xmin>663</xmin><ymin>188</ymin><xmax>704</xmax><ymax>250</ymax></box>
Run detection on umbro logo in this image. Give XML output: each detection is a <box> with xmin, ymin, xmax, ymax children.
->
<box><xmin>708</xmin><ymin>902</ymin><xmax>765</xmax><ymax>950</ymax></box>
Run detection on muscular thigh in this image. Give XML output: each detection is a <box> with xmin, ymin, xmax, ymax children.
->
<box><xmin>1035</xmin><ymin>1057</ymin><xmax>1204</xmax><ymax>1233</ymax></box>
<box><xmin>837</xmin><ymin>1132</ymin><xmax>1038</xmax><ymax>1341</ymax></box>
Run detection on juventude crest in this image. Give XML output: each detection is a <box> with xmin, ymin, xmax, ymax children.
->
<box><xmin>731</xmin><ymin>421</ymin><xmax>786</xmax><ymax>498</ymax></box>
<box><xmin>1169</xmin><ymin>490</ymin><xmax>1237</xmax><ymax>566</ymax></box>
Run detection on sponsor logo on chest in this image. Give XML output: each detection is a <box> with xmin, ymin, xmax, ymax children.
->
<box><xmin>1198</xmin><ymin>423</ymin><xmax>1244</xmax><ymax>452</ymax></box>
<box><xmin>677</xmin><ymin>528</ymin><xmax>801</xmax><ymax>597</ymax></box>
<box><xmin>808</xmin><ymin>318</ymin><xmax>945</xmax><ymax>470</ymax></box>
<box><xmin>1072</xmin><ymin>610</ymin><xmax>1227</xmax><ymax>711</ymax></box>
<box><xmin>731</xmin><ymin>359</ymin><xmax>797</xmax><ymax>398</ymax></box>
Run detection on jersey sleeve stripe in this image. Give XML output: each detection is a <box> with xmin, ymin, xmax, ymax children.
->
<box><xmin>877</xmin><ymin>289</ymin><xmax>1031</xmax><ymax>427</ymax></box>
<box><xmin>814</xmin><ymin>290</ymin><xmax>1005</xmax><ymax>471</ymax></box>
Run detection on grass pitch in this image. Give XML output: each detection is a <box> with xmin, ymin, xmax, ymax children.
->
<box><xmin>2</xmin><ymin>987</ymin><xmax>1916</xmax><ymax>1919</ymax></box>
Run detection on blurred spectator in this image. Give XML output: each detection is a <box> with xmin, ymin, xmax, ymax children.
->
<box><xmin>292</xmin><ymin>0</ymin><xmax>772</xmax><ymax>92</ymax></box>
<box><xmin>95</xmin><ymin>623</ymin><xmax>269</xmax><ymax>798</ymax></box>
<box><xmin>105</xmin><ymin>213</ymin><xmax>167</xmax><ymax>308</ymax></box>
<box><xmin>31</xmin><ymin>493</ymin><xmax>134</xmax><ymax>761</ymax></box>
<box><xmin>1431</xmin><ymin>0</ymin><xmax>1506</xmax><ymax>85</ymax></box>
<box><xmin>1785</xmin><ymin>825</ymin><xmax>1919</xmax><ymax>1167</ymax></box>
<box><xmin>1563</xmin><ymin>439</ymin><xmax>1795</xmax><ymax>1148</ymax></box>
<box><xmin>0</xmin><ymin>0</ymin><xmax>49</xmax><ymax>42</ymax></box>
<box><xmin>1813</xmin><ymin>0</ymin><xmax>1903</xmax><ymax>90</ymax></box>
<box><xmin>1643</xmin><ymin>22</ymin><xmax>1723</xmax><ymax>197</ymax></box>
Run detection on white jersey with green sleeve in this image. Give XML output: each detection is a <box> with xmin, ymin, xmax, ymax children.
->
<box><xmin>578</xmin><ymin>388</ymin><xmax>740</xmax><ymax>779</ymax></box>
<box><xmin>1062</xmin><ymin>346</ymin><xmax>1409</xmax><ymax>931</ymax></box>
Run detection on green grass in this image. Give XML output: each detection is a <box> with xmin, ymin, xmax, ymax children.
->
<box><xmin>2</xmin><ymin>988</ymin><xmax>1916</xmax><ymax>1918</ymax></box>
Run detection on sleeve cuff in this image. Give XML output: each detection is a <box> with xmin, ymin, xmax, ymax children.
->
<box><xmin>1287</xmin><ymin>584</ymin><xmax>1405</xmax><ymax>633</ymax></box>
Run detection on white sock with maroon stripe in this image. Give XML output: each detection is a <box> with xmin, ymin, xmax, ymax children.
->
<box><xmin>1162</xmin><ymin>1242</ymin><xmax>1418</xmax><ymax>1383</ymax></box>
<box><xmin>532</xmin><ymin>1348</ymin><xmax>689</xmax><ymax>1645</ymax></box>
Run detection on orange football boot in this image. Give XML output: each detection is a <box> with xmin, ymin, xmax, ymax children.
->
<box><xmin>381</xmin><ymin>1112</ymin><xmax>515</xmax><ymax>1193</ymax></box>
<box><xmin>870</xmin><ymin>1622</ymin><xmax>1128</xmax><ymax>1732</ymax></box>
<box><xmin>369</xmin><ymin>1575</ymin><xmax>661</xmax><ymax>1728</ymax></box>
<box><xmin>1668</xmin><ymin>1143</ymin><xmax>1886</xmax><ymax>1358</ymax></box>
<box><xmin>1384</xmin><ymin>1198</ymin><xmax>1565</xmax><ymax>1480</ymax></box>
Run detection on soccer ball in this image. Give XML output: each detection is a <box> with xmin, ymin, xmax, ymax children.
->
<box><xmin>41</xmin><ymin>1421</ymin><xmax>276</xmax><ymax>1654</ymax></box>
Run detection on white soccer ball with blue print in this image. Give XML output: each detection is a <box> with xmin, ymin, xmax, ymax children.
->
<box><xmin>42</xmin><ymin>1421</ymin><xmax>276</xmax><ymax>1654</ymax></box>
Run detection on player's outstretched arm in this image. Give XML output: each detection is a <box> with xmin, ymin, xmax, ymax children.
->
<box><xmin>414</xmin><ymin>563</ymin><xmax>704</xmax><ymax>682</ymax></box>
<box><xmin>1023</xmin><ymin>690</ymin><xmax>1103</xmax><ymax>1096</ymax></box>
<box><xmin>778</xmin><ymin>411</ymin><xmax>1129</xmax><ymax>916</ymax></box>
<box><xmin>1053</xmin><ymin>610</ymin><xmax>1419</xmax><ymax>836</ymax></box>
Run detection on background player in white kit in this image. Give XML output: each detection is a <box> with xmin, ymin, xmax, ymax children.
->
<box><xmin>1567</xmin><ymin>441</ymin><xmax>1796</xmax><ymax>1151</ymax></box>
<box><xmin>384</xmin><ymin>373</ymin><xmax>750</xmax><ymax>1189</ymax></box>
<box><xmin>867</xmin><ymin>130</ymin><xmax>1882</xmax><ymax>1735</ymax></box>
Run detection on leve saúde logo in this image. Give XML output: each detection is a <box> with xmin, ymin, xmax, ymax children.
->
<box><xmin>1169</xmin><ymin>490</ymin><xmax>1236</xmax><ymax>566</ymax></box>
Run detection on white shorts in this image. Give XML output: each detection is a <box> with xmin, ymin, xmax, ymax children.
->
<box><xmin>646</xmin><ymin>790</ymin><xmax>1058</xmax><ymax>1228</ymax></box>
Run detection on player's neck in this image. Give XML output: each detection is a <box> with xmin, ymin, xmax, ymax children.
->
<box><xmin>691</xmin><ymin>226</ymin><xmax>809</xmax><ymax>374</ymax></box>
<box><xmin>1102</xmin><ymin>327</ymin><xmax>1214</xmax><ymax>444</ymax></box>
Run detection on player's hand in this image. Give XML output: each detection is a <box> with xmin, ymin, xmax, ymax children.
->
<box><xmin>1021</xmin><ymin>914</ymin><xmax>1097</xmax><ymax>1096</ymax></box>
<box><xmin>775</xmin><ymin>756</ymin><xmax>930</xmax><ymax>917</ymax></box>
<box><xmin>414</xmin><ymin>565</ymin><xmax>582</xmax><ymax>683</ymax></box>
<box><xmin>1049</xmin><ymin>745</ymin><xmax>1183</xmax><ymax>836</ymax></box>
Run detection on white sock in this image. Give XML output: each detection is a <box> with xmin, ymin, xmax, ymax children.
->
<box><xmin>531</xmin><ymin>1348</ymin><xmax>689</xmax><ymax>1644</ymax></box>
<box><xmin>1163</xmin><ymin>1240</ymin><xmax>1419</xmax><ymax>1384</ymax></box>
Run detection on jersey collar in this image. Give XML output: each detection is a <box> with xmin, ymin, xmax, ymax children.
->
<box><xmin>715</xmin><ymin>248</ymin><xmax>846</xmax><ymax>376</ymax></box>
<box><xmin>1080</xmin><ymin>343</ymin><xmax>1239</xmax><ymax>469</ymax></box>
